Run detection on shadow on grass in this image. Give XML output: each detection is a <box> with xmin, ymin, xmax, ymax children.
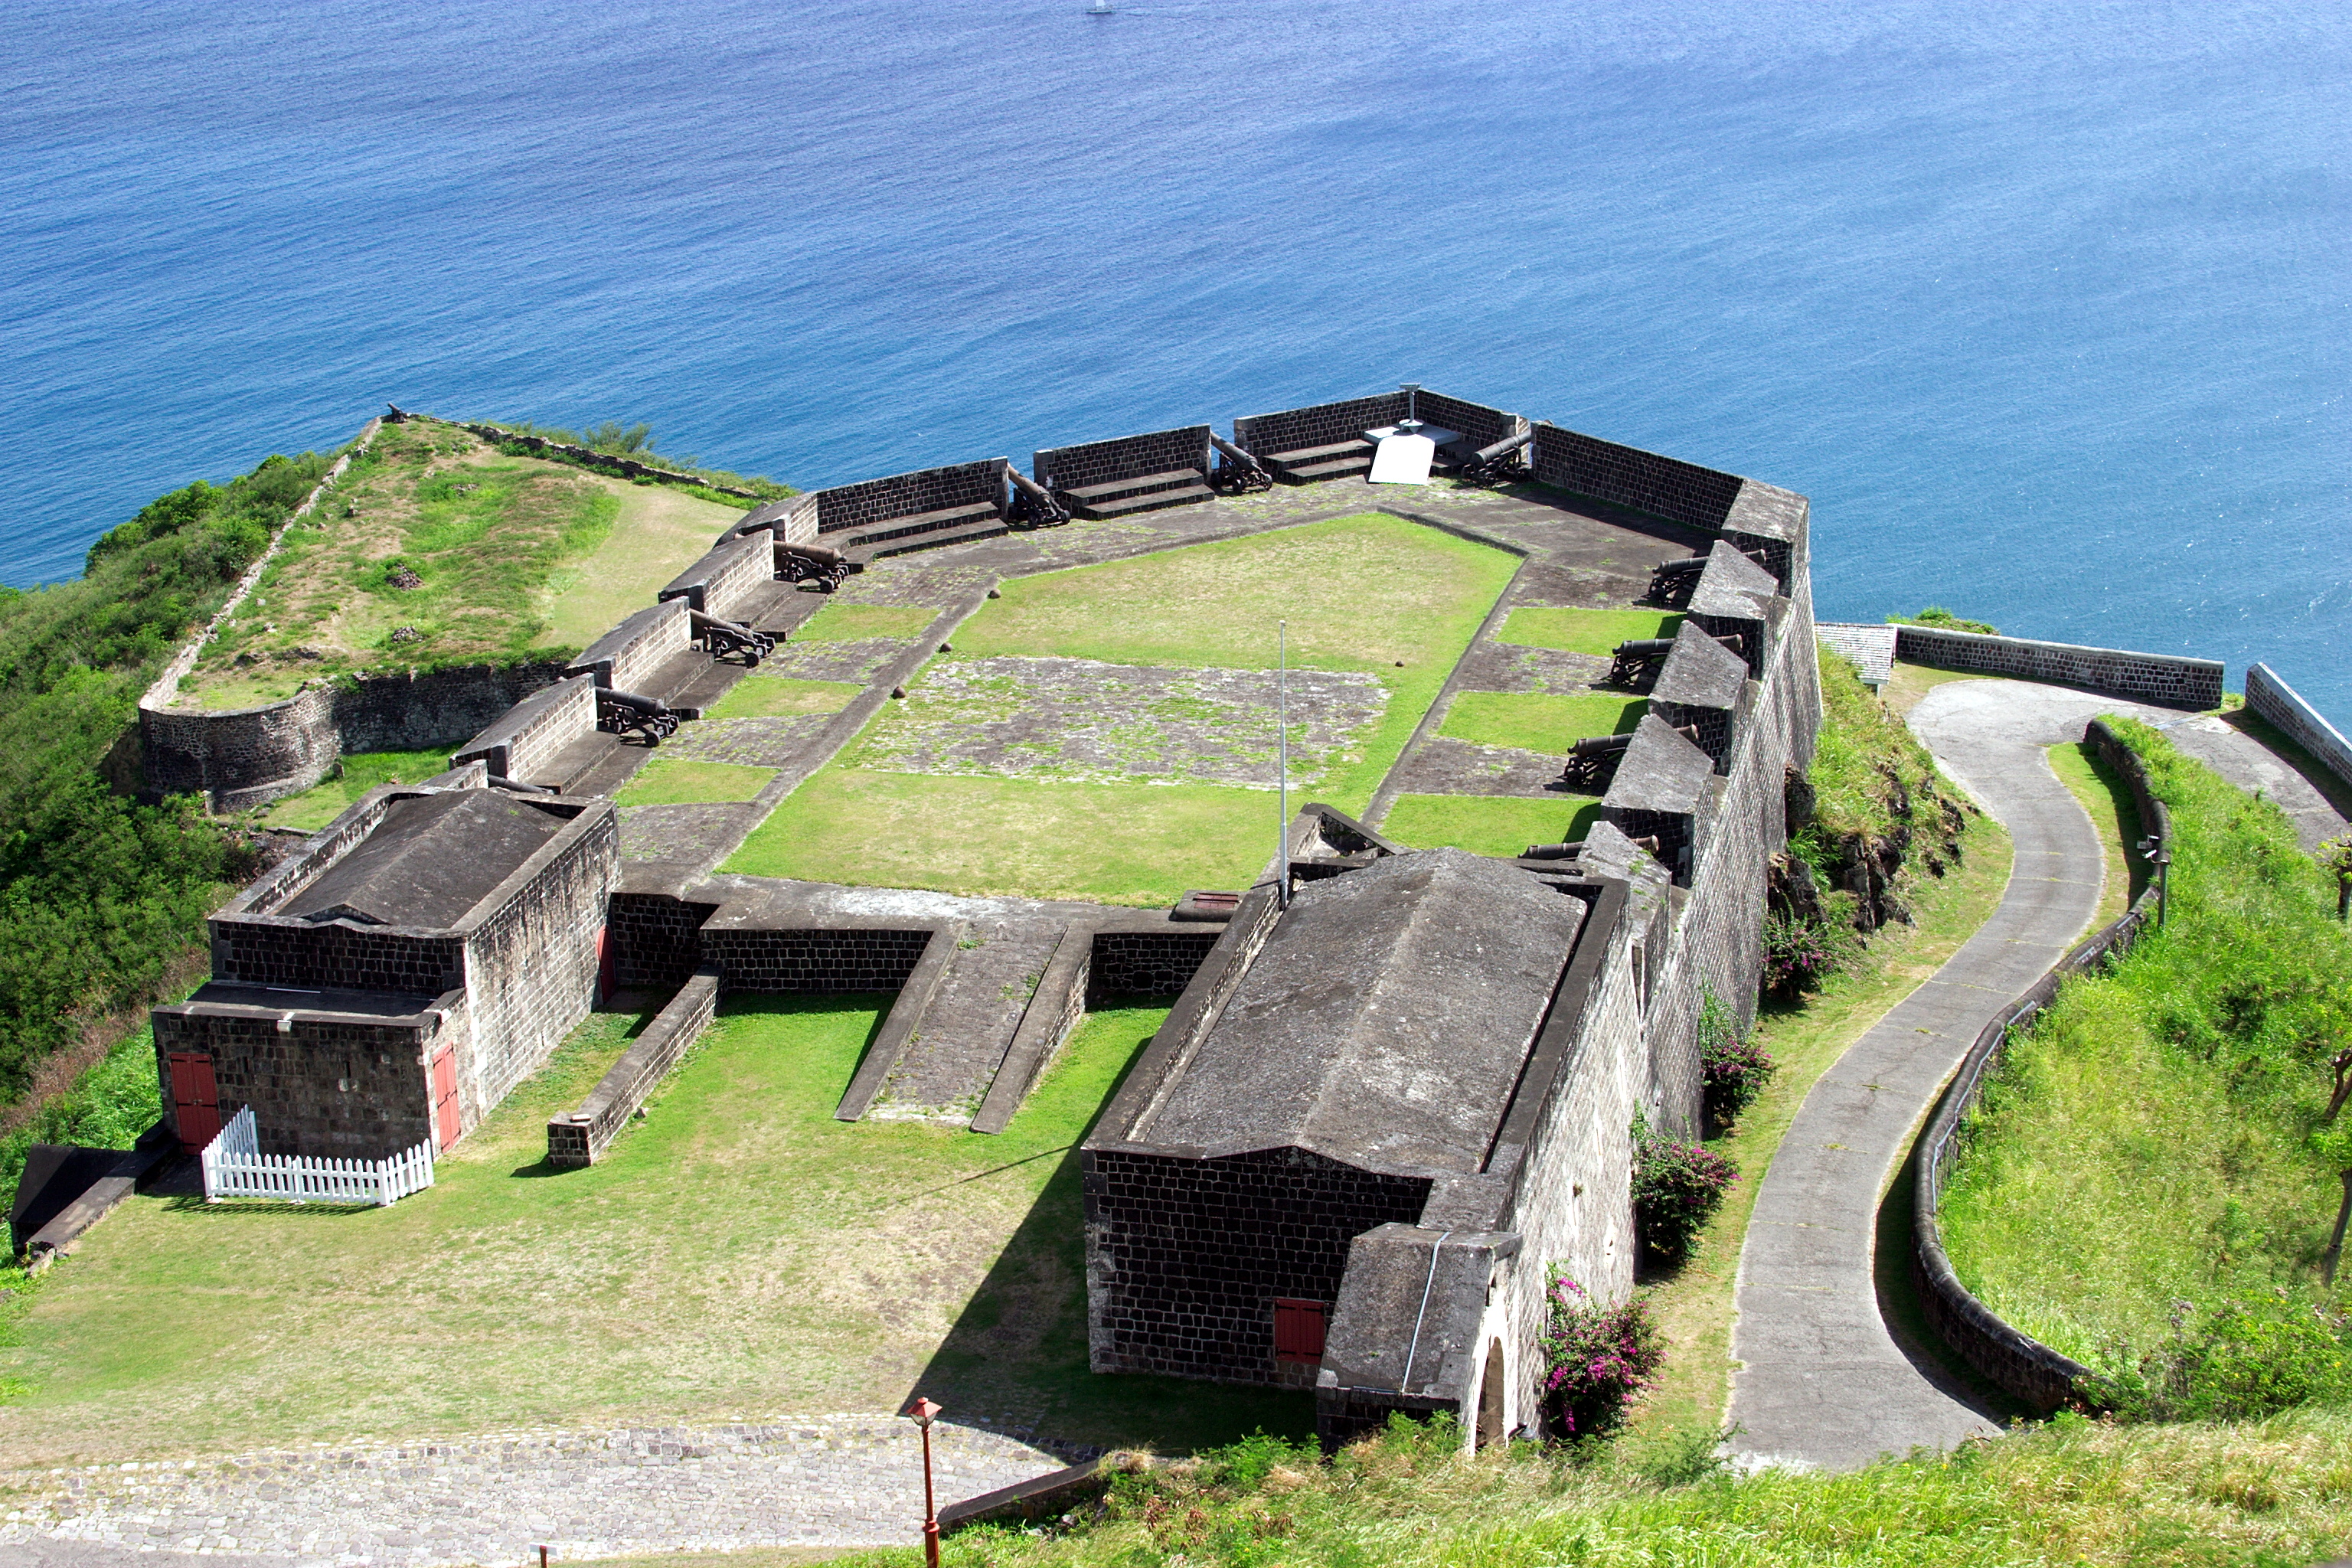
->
<box><xmin>1872</xmin><ymin>1143</ymin><xmax>2027</xmax><ymax>1429</ymax></box>
<box><xmin>901</xmin><ymin>998</ymin><xmax>1315</xmax><ymax>1458</ymax></box>
<box><xmin>2059</xmin><ymin>739</ymin><xmax>2150</xmax><ymax>904</ymax></box>
<box><xmin>2223</xmin><ymin>707</ymin><xmax>2352</xmax><ymax>821</ymax></box>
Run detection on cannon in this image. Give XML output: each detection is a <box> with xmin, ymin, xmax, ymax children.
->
<box><xmin>777</xmin><ymin>541</ymin><xmax>851</xmax><ymax>593</ymax></box>
<box><xmin>1521</xmin><ymin>840</ymin><xmax>1586</xmax><ymax>861</ymax></box>
<box><xmin>1207</xmin><ymin>433</ymin><xmax>1273</xmax><ymax>495</ymax></box>
<box><xmin>596</xmin><ymin>688</ymin><xmax>679</xmax><ymax>744</ymax></box>
<box><xmin>690</xmin><ymin>609</ymin><xmax>775</xmax><ymax>664</ymax></box>
<box><xmin>1645</xmin><ymin>554</ymin><xmax>1710</xmax><ymax>606</ymax></box>
<box><xmin>487</xmin><ymin>775</ymin><xmax>557</xmax><ymax>795</ymax></box>
<box><xmin>1608</xmin><ymin>637</ymin><xmax>1678</xmax><ymax>688</ymax></box>
<box><xmin>1557</xmin><ymin>732</ymin><xmax>1634</xmax><ymax>789</ymax></box>
<box><xmin>1007</xmin><ymin>469</ymin><xmax>1071</xmax><ymax>529</ymax></box>
<box><xmin>1453</xmin><ymin>429</ymin><xmax>1533</xmax><ymax>486</ymax></box>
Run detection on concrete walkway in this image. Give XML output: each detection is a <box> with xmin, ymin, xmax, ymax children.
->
<box><xmin>1722</xmin><ymin>677</ymin><xmax>2351</xmax><ymax>1471</ymax></box>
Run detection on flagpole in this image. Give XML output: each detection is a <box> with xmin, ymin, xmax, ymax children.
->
<box><xmin>1278</xmin><ymin>619</ymin><xmax>1289</xmax><ymax>908</ymax></box>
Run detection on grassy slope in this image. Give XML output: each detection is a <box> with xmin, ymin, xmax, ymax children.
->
<box><xmin>250</xmin><ymin>747</ymin><xmax>462</xmax><ymax>832</ymax></box>
<box><xmin>2047</xmin><ymin>738</ymin><xmax>2145</xmax><ymax>929</ymax></box>
<box><xmin>0</xmin><ymin>999</ymin><xmax>1302</xmax><ymax>1465</ymax></box>
<box><xmin>725</xmin><ymin>515</ymin><xmax>1517</xmax><ymax>900</ymax></box>
<box><xmin>1939</xmin><ymin>722</ymin><xmax>2350</xmax><ymax>1361</ymax></box>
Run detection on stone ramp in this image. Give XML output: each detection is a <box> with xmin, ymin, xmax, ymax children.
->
<box><xmin>871</xmin><ymin>920</ymin><xmax>1070</xmax><ymax>1124</ymax></box>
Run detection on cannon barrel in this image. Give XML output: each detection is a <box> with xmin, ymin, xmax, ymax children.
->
<box><xmin>779</xmin><ymin>541</ymin><xmax>846</xmax><ymax>567</ymax></box>
<box><xmin>1210</xmin><ymin>433</ymin><xmax>1266</xmax><ymax>472</ymax></box>
<box><xmin>487</xmin><ymin>775</ymin><xmax>557</xmax><ymax>795</ymax></box>
<box><xmin>1570</xmin><ymin>733</ymin><xmax>1633</xmax><ymax>759</ymax></box>
<box><xmin>1613</xmin><ymin>638</ymin><xmax>1677</xmax><ymax>659</ymax></box>
<box><xmin>1521</xmin><ymin>840</ymin><xmax>1586</xmax><ymax>861</ymax></box>
<box><xmin>688</xmin><ymin>609</ymin><xmax>753</xmax><ymax>637</ymax></box>
<box><xmin>601</xmin><ymin>688</ymin><xmax>668</xmax><ymax>717</ymax></box>
<box><xmin>1713</xmin><ymin>633</ymin><xmax>1746</xmax><ymax>655</ymax></box>
<box><xmin>1471</xmin><ymin>429</ymin><xmax>1535</xmax><ymax>464</ymax></box>
<box><xmin>1008</xmin><ymin>468</ymin><xmax>1056</xmax><ymax>505</ymax></box>
<box><xmin>1653</xmin><ymin>555</ymin><xmax>1710</xmax><ymax>577</ymax></box>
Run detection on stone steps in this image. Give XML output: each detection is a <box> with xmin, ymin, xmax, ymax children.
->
<box><xmin>844</xmin><ymin>515</ymin><xmax>1012</xmax><ymax>564</ymax></box>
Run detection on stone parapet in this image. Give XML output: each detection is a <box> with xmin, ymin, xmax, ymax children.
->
<box><xmin>548</xmin><ymin>967</ymin><xmax>722</xmax><ymax>1167</ymax></box>
<box><xmin>569</xmin><ymin>599</ymin><xmax>693</xmax><ymax>693</ymax></box>
<box><xmin>658</xmin><ymin>531</ymin><xmax>775</xmax><ymax>623</ymax></box>
<box><xmin>2246</xmin><ymin>663</ymin><xmax>2352</xmax><ymax>798</ymax></box>
<box><xmin>1893</xmin><ymin>624</ymin><xmax>2223</xmax><ymax>709</ymax></box>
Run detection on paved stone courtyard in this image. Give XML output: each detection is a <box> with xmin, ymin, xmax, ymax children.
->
<box><xmin>844</xmin><ymin>655</ymin><xmax>1386</xmax><ymax>789</ymax></box>
<box><xmin>0</xmin><ymin>1419</ymin><xmax>1067</xmax><ymax>1566</ymax></box>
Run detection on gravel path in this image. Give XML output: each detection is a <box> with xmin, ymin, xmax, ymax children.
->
<box><xmin>1726</xmin><ymin>678</ymin><xmax>2347</xmax><ymax>1471</ymax></box>
<box><xmin>0</xmin><ymin>1419</ymin><xmax>1067</xmax><ymax>1567</ymax></box>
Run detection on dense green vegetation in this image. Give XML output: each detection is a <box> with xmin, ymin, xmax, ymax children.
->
<box><xmin>0</xmin><ymin>450</ymin><xmax>333</xmax><ymax>1107</ymax></box>
<box><xmin>1890</xmin><ymin>605</ymin><xmax>1999</xmax><ymax>635</ymax></box>
<box><xmin>489</xmin><ymin>417</ymin><xmax>795</xmax><ymax>502</ymax></box>
<box><xmin>0</xmin><ymin>1027</ymin><xmax>168</xmax><ymax>1216</ymax></box>
<box><xmin>815</xmin><ymin>1409</ymin><xmax>2352</xmax><ymax>1567</ymax></box>
<box><xmin>1941</xmin><ymin>719</ymin><xmax>2352</xmax><ymax>1405</ymax></box>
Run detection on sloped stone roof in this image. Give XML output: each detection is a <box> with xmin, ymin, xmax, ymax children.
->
<box><xmin>281</xmin><ymin>790</ymin><xmax>563</xmax><ymax>929</ymax></box>
<box><xmin>1135</xmin><ymin>848</ymin><xmax>1586</xmax><ymax>1177</ymax></box>
<box><xmin>1653</xmin><ymin>620</ymin><xmax>1749</xmax><ymax>710</ymax></box>
<box><xmin>1687</xmin><ymin>539</ymin><xmax>1783</xmax><ymax>619</ymax></box>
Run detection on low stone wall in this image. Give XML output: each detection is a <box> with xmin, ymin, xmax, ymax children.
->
<box><xmin>548</xmin><ymin>968</ymin><xmax>721</xmax><ymax>1166</ymax></box>
<box><xmin>451</xmin><ymin>673</ymin><xmax>599</xmax><ymax>785</ymax></box>
<box><xmin>658</xmin><ymin>531</ymin><xmax>774</xmax><ymax>623</ymax></box>
<box><xmin>1893</xmin><ymin>624</ymin><xmax>2223</xmax><ymax>710</ymax></box>
<box><xmin>807</xmin><ymin>458</ymin><xmax>1009</xmax><ymax>538</ymax></box>
<box><xmin>1089</xmin><ymin>928</ymin><xmax>1223</xmax><ymax>999</ymax></box>
<box><xmin>1034</xmin><ymin>426</ymin><xmax>1213</xmax><ymax>495</ymax></box>
<box><xmin>1529</xmin><ymin>422</ymin><xmax>1744</xmax><ymax>530</ymax></box>
<box><xmin>697</xmin><ymin>923</ymin><xmax>933</xmax><ymax>992</ymax></box>
<box><xmin>456</xmin><ymin>421</ymin><xmax>767</xmax><ymax>499</ymax></box>
<box><xmin>1910</xmin><ymin>717</ymin><xmax>2167</xmax><ymax>1412</ymax></box>
<box><xmin>2246</xmin><ymin>664</ymin><xmax>2352</xmax><ymax>798</ymax></box>
<box><xmin>570</xmin><ymin>599</ymin><xmax>692</xmax><ymax>693</ymax></box>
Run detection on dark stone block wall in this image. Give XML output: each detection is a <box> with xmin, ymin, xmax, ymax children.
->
<box><xmin>1529</xmin><ymin>423</ymin><xmax>1745</xmax><ymax>531</ymax></box>
<box><xmin>2247</xmin><ymin>664</ymin><xmax>2352</xmax><ymax>794</ymax></box>
<box><xmin>548</xmin><ymin>969</ymin><xmax>720</xmax><ymax>1167</ymax></box>
<box><xmin>609</xmin><ymin>890</ymin><xmax>723</xmax><ymax>990</ymax></box>
<box><xmin>457</xmin><ymin>808</ymin><xmax>619</xmax><ymax>1119</ymax></box>
<box><xmin>214</xmin><ymin>922</ymin><xmax>466</xmax><ymax>998</ymax></box>
<box><xmin>1893</xmin><ymin>624</ymin><xmax>2224</xmax><ymax>709</ymax></box>
<box><xmin>811</xmin><ymin>459</ymin><xmax>1009</xmax><ymax>537</ymax></box>
<box><xmin>1083</xmin><ymin>1145</ymin><xmax>1432</xmax><ymax>1385</ymax></box>
<box><xmin>1233</xmin><ymin>394</ymin><xmax>1407</xmax><ymax>459</ymax></box>
<box><xmin>1650</xmin><ymin>699</ymin><xmax>1734</xmax><ymax>773</ymax></box>
<box><xmin>1034</xmin><ymin>426</ymin><xmax>1213</xmax><ymax>495</ymax></box>
<box><xmin>658</xmin><ymin>532</ymin><xmax>774</xmax><ymax>623</ymax></box>
<box><xmin>698</xmin><ymin>927</ymin><xmax>932</xmax><ymax>991</ymax></box>
<box><xmin>1088</xmin><ymin>929</ymin><xmax>1220</xmax><ymax>1000</ymax></box>
<box><xmin>570</xmin><ymin>600</ymin><xmax>692</xmax><ymax>694</ymax></box>
<box><xmin>153</xmin><ymin>1004</ymin><xmax>452</xmax><ymax>1160</ymax></box>
<box><xmin>451</xmin><ymin>674</ymin><xmax>599</xmax><ymax>785</ymax></box>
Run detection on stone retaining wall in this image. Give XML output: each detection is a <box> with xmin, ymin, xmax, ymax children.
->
<box><xmin>451</xmin><ymin>673</ymin><xmax>600</xmax><ymax>785</ymax></box>
<box><xmin>807</xmin><ymin>459</ymin><xmax>1009</xmax><ymax>538</ymax></box>
<box><xmin>457</xmin><ymin>420</ymin><xmax>767</xmax><ymax>499</ymax></box>
<box><xmin>1088</xmin><ymin>928</ymin><xmax>1222</xmax><ymax>1000</ymax></box>
<box><xmin>1893</xmin><ymin>624</ymin><xmax>2223</xmax><ymax>710</ymax></box>
<box><xmin>1034</xmin><ymin>426</ymin><xmax>1213</xmax><ymax>495</ymax></box>
<box><xmin>2246</xmin><ymin>664</ymin><xmax>2352</xmax><ymax>798</ymax></box>
<box><xmin>697</xmin><ymin>924</ymin><xmax>933</xmax><ymax>992</ymax></box>
<box><xmin>549</xmin><ymin>968</ymin><xmax>722</xmax><ymax>1166</ymax></box>
<box><xmin>1910</xmin><ymin>717</ymin><xmax>2167</xmax><ymax>1412</ymax></box>
<box><xmin>1529</xmin><ymin>422</ymin><xmax>1745</xmax><ymax>530</ymax></box>
<box><xmin>570</xmin><ymin>599</ymin><xmax>693</xmax><ymax>693</ymax></box>
<box><xmin>659</xmin><ymin>532</ymin><xmax>775</xmax><ymax>623</ymax></box>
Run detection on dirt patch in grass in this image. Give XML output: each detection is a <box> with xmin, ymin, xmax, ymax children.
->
<box><xmin>1377</xmin><ymin>792</ymin><xmax>1603</xmax><ymax>856</ymax></box>
<box><xmin>0</xmin><ymin>997</ymin><xmax>1302</xmax><ymax>1466</ymax></box>
<box><xmin>615</xmin><ymin>760</ymin><xmax>779</xmax><ymax>806</ymax></box>
<box><xmin>704</xmin><ymin>677</ymin><xmax>863</xmax><ymax>720</ymax></box>
<box><xmin>1439</xmin><ymin>691</ymin><xmax>1645</xmax><ymax>753</ymax></box>
<box><xmin>1496</xmin><ymin>607</ymin><xmax>1682</xmax><ymax>656</ymax></box>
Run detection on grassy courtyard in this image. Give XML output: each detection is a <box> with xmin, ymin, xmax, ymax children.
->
<box><xmin>175</xmin><ymin>418</ymin><xmax>741</xmax><ymax>710</ymax></box>
<box><xmin>724</xmin><ymin>514</ymin><xmax>1519</xmax><ymax>902</ymax></box>
<box><xmin>0</xmin><ymin>998</ymin><xmax>1305</xmax><ymax>1468</ymax></box>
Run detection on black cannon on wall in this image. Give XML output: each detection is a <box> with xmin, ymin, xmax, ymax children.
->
<box><xmin>1557</xmin><ymin>733</ymin><xmax>1633</xmax><ymax>790</ymax></box>
<box><xmin>1452</xmin><ymin>429</ymin><xmax>1534</xmax><ymax>486</ymax></box>
<box><xmin>597</xmin><ymin>688</ymin><xmax>679</xmax><ymax>744</ymax></box>
<box><xmin>1645</xmin><ymin>555</ymin><xmax>1711</xmax><ymax>607</ymax></box>
<box><xmin>690</xmin><ymin>609</ymin><xmax>775</xmax><ymax>664</ymax></box>
<box><xmin>1608</xmin><ymin>638</ymin><xmax>1678</xmax><ymax>688</ymax></box>
<box><xmin>778</xmin><ymin>541</ymin><xmax>852</xmax><ymax>593</ymax></box>
<box><xmin>1007</xmin><ymin>469</ymin><xmax>1073</xmax><ymax>528</ymax></box>
<box><xmin>1207</xmin><ymin>434</ymin><xmax>1274</xmax><ymax>495</ymax></box>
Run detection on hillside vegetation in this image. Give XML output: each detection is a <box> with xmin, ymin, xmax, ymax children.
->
<box><xmin>1941</xmin><ymin>718</ymin><xmax>2351</xmax><ymax>1410</ymax></box>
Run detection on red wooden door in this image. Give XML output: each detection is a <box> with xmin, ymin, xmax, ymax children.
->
<box><xmin>595</xmin><ymin>923</ymin><xmax>613</xmax><ymax>1005</ymax></box>
<box><xmin>1274</xmin><ymin>1298</ymin><xmax>1330</xmax><ymax>1364</ymax></box>
<box><xmin>167</xmin><ymin>1053</ymin><xmax>220</xmax><ymax>1152</ymax></box>
<box><xmin>429</xmin><ymin>1047</ymin><xmax>462</xmax><ymax>1152</ymax></box>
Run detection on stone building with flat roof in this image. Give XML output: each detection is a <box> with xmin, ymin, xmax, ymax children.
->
<box><xmin>152</xmin><ymin>771</ymin><xmax>617</xmax><ymax>1161</ymax></box>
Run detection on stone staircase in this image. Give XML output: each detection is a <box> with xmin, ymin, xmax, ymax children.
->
<box><xmin>834</xmin><ymin>501</ymin><xmax>1012</xmax><ymax>566</ymax></box>
<box><xmin>1059</xmin><ymin>467</ymin><xmax>1214</xmax><ymax>519</ymax></box>
<box><xmin>1257</xmin><ymin>438</ymin><xmax>1374</xmax><ymax>484</ymax></box>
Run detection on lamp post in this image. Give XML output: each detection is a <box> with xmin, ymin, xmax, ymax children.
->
<box><xmin>1276</xmin><ymin>619</ymin><xmax>1289</xmax><ymax>909</ymax></box>
<box><xmin>903</xmin><ymin>1396</ymin><xmax>944</xmax><ymax>1568</ymax></box>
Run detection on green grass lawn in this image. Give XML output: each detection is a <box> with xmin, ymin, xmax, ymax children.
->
<box><xmin>2047</xmin><ymin>737</ymin><xmax>2145</xmax><ymax>930</ymax></box>
<box><xmin>727</xmin><ymin>773</ymin><xmax>1285</xmax><ymax>904</ymax></box>
<box><xmin>796</xmin><ymin>603</ymin><xmax>939</xmax><ymax>642</ymax></box>
<box><xmin>727</xmin><ymin>515</ymin><xmax>1518</xmax><ymax>900</ymax></box>
<box><xmin>1378</xmin><ymin>792</ymin><xmax>1604</xmax><ymax>857</ymax></box>
<box><xmin>1939</xmin><ymin>724</ymin><xmax>2351</xmax><ymax>1365</ymax></box>
<box><xmin>250</xmin><ymin>748</ymin><xmax>462</xmax><ymax>832</ymax></box>
<box><xmin>1496</xmin><ymin>606</ymin><xmax>1681</xmax><ymax>656</ymax></box>
<box><xmin>1438</xmin><ymin>691</ymin><xmax>1646</xmax><ymax>753</ymax></box>
<box><xmin>0</xmin><ymin>998</ymin><xmax>1302</xmax><ymax>1467</ymax></box>
<box><xmin>614</xmin><ymin>760</ymin><xmax>778</xmax><ymax>806</ymax></box>
<box><xmin>702</xmin><ymin>675</ymin><xmax>863</xmax><ymax>720</ymax></box>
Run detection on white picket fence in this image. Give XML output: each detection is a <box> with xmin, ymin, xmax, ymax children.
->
<box><xmin>201</xmin><ymin>1107</ymin><xmax>435</xmax><ymax>1207</ymax></box>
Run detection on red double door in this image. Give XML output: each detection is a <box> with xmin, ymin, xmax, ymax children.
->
<box><xmin>430</xmin><ymin>1047</ymin><xmax>462</xmax><ymax>1152</ymax></box>
<box><xmin>167</xmin><ymin>1054</ymin><xmax>220</xmax><ymax>1152</ymax></box>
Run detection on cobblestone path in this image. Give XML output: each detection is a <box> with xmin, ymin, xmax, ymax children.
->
<box><xmin>0</xmin><ymin>1419</ymin><xmax>1067</xmax><ymax>1566</ymax></box>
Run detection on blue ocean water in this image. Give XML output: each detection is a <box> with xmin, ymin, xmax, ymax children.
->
<box><xmin>3</xmin><ymin>2</ymin><xmax>2345</xmax><ymax>715</ymax></box>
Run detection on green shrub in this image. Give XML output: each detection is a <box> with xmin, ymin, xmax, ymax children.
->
<box><xmin>1538</xmin><ymin>1272</ymin><xmax>1664</xmax><ymax>1438</ymax></box>
<box><xmin>2083</xmin><ymin>1296</ymin><xmax>2352</xmax><ymax>1422</ymax></box>
<box><xmin>0</xmin><ymin>1026</ymin><xmax>165</xmax><ymax>1214</ymax></box>
<box><xmin>1699</xmin><ymin>990</ymin><xmax>1775</xmax><ymax>1129</ymax></box>
<box><xmin>1890</xmin><ymin>606</ymin><xmax>1998</xmax><ymax>636</ymax></box>
<box><xmin>1632</xmin><ymin>1112</ymin><xmax>1736</xmax><ymax>1263</ymax></box>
